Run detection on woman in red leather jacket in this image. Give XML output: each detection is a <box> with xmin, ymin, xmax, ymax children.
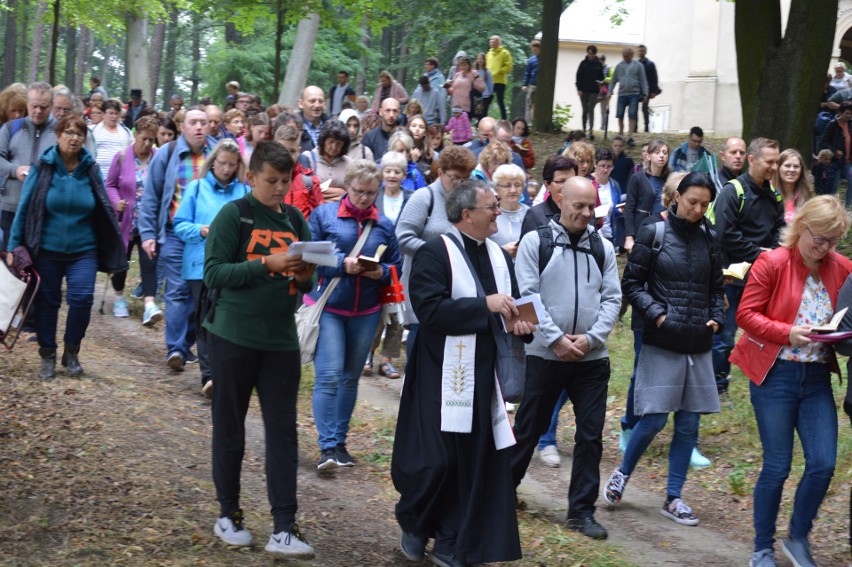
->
<box><xmin>730</xmin><ymin>195</ymin><xmax>852</xmax><ymax>567</ymax></box>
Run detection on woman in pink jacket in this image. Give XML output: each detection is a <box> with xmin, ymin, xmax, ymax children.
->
<box><xmin>371</xmin><ymin>70</ymin><xmax>409</xmax><ymax>113</ymax></box>
<box><xmin>104</xmin><ymin>115</ymin><xmax>162</xmax><ymax>325</ymax></box>
<box><xmin>449</xmin><ymin>56</ymin><xmax>485</xmax><ymax>114</ymax></box>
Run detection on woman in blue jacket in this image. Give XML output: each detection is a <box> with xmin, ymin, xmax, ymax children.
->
<box><xmin>307</xmin><ymin>160</ymin><xmax>402</xmax><ymax>473</ymax></box>
<box><xmin>6</xmin><ymin>115</ymin><xmax>126</xmax><ymax>379</ymax></box>
<box><xmin>173</xmin><ymin>139</ymin><xmax>249</xmax><ymax>396</ymax></box>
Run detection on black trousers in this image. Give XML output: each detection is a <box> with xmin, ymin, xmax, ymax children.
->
<box><xmin>111</xmin><ymin>232</ymin><xmax>158</xmax><ymax>294</ymax></box>
<box><xmin>493</xmin><ymin>83</ymin><xmax>507</xmax><ymax>120</ymax></box>
<box><xmin>209</xmin><ymin>333</ymin><xmax>301</xmax><ymax>533</ymax></box>
<box><xmin>511</xmin><ymin>355</ymin><xmax>610</xmax><ymax>519</ymax></box>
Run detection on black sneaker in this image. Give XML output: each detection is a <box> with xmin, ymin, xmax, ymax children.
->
<box><xmin>317</xmin><ymin>448</ymin><xmax>338</xmax><ymax>472</ymax></box>
<box><xmin>566</xmin><ymin>516</ymin><xmax>608</xmax><ymax>540</ymax></box>
<box><xmin>335</xmin><ymin>444</ymin><xmax>356</xmax><ymax>467</ymax></box>
<box><xmin>186</xmin><ymin>350</ymin><xmax>199</xmax><ymax>364</ymax></box>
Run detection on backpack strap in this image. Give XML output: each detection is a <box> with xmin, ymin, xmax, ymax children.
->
<box><xmin>7</xmin><ymin>117</ymin><xmax>25</xmax><ymax>140</ymax></box>
<box><xmin>536</xmin><ymin>224</ymin><xmax>606</xmax><ymax>276</ymax></box>
<box><xmin>281</xmin><ymin>203</ymin><xmax>307</xmax><ymax>238</ymax></box>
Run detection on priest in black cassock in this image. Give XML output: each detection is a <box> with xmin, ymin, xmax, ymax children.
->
<box><xmin>391</xmin><ymin>179</ymin><xmax>534</xmax><ymax>567</ymax></box>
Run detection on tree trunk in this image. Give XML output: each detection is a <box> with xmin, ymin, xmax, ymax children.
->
<box><xmin>278</xmin><ymin>13</ymin><xmax>320</xmax><ymax>107</ymax></box>
<box><xmin>101</xmin><ymin>39</ymin><xmax>112</xmax><ymax>92</ymax></box>
<box><xmin>398</xmin><ymin>28</ymin><xmax>409</xmax><ymax>88</ymax></box>
<box><xmin>74</xmin><ymin>25</ymin><xmax>89</xmax><ymax>95</ymax></box>
<box><xmin>149</xmin><ymin>20</ymin><xmax>165</xmax><ymax>107</ymax></box>
<box><xmin>273</xmin><ymin>0</ymin><xmax>284</xmax><ymax>94</ymax></box>
<box><xmin>224</xmin><ymin>22</ymin><xmax>242</xmax><ymax>45</ymax></box>
<box><xmin>19</xmin><ymin>6</ymin><xmax>28</xmax><ymax>84</ymax></box>
<box><xmin>533</xmin><ymin>0</ymin><xmax>562</xmax><ymax>132</ymax></box>
<box><xmin>736</xmin><ymin>0</ymin><xmax>838</xmax><ymax>158</ymax></box>
<box><xmin>126</xmin><ymin>14</ymin><xmax>150</xmax><ymax>99</ymax></box>
<box><xmin>162</xmin><ymin>8</ymin><xmax>178</xmax><ymax>104</ymax></box>
<box><xmin>190</xmin><ymin>14</ymin><xmax>200</xmax><ymax>103</ymax></box>
<box><xmin>3</xmin><ymin>0</ymin><xmax>18</xmax><ymax>87</ymax></box>
<box><xmin>357</xmin><ymin>15</ymin><xmax>369</xmax><ymax>95</ymax></box>
<box><xmin>28</xmin><ymin>0</ymin><xmax>48</xmax><ymax>83</ymax></box>
<box><xmin>48</xmin><ymin>0</ymin><xmax>60</xmax><ymax>86</ymax></box>
<box><xmin>64</xmin><ymin>26</ymin><xmax>76</xmax><ymax>88</ymax></box>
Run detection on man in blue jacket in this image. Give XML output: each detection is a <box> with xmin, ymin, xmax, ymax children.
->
<box><xmin>139</xmin><ymin>106</ymin><xmax>219</xmax><ymax>371</ymax></box>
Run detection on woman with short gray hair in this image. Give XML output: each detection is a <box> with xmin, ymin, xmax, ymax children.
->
<box><xmin>489</xmin><ymin>163</ymin><xmax>528</xmax><ymax>259</ymax></box>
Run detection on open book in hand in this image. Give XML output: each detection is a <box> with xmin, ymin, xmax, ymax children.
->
<box><xmin>286</xmin><ymin>241</ymin><xmax>339</xmax><ymax>267</ymax></box>
<box><xmin>357</xmin><ymin>244</ymin><xmax>387</xmax><ymax>271</ymax></box>
<box><xmin>722</xmin><ymin>262</ymin><xmax>751</xmax><ymax>281</ymax></box>
<box><xmin>809</xmin><ymin>307</ymin><xmax>849</xmax><ymax>333</ymax></box>
<box><xmin>501</xmin><ymin>294</ymin><xmax>545</xmax><ymax>332</ymax></box>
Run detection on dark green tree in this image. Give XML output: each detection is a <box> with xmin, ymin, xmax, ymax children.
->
<box><xmin>736</xmin><ymin>0</ymin><xmax>839</xmax><ymax>155</ymax></box>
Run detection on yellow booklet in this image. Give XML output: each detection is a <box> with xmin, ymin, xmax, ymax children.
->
<box><xmin>722</xmin><ymin>262</ymin><xmax>751</xmax><ymax>280</ymax></box>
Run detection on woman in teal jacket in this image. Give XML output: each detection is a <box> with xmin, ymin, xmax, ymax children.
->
<box><xmin>173</xmin><ymin>138</ymin><xmax>249</xmax><ymax>395</ymax></box>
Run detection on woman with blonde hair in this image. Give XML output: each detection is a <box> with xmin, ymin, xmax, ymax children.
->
<box><xmin>371</xmin><ymin>70</ymin><xmax>409</xmax><ymax>113</ymax></box>
<box><xmin>173</xmin><ymin>138</ymin><xmax>249</xmax><ymax>396</ymax></box>
<box><xmin>0</xmin><ymin>83</ymin><xmax>27</xmax><ymax>126</ymax></box>
<box><xmin>731</xmin><ymin>195</ymin><xmax>852</xmax><ymax>567</ymax></box>
<box><xmin>563</xmin><ymin>141</ymin><xmax>595</xmax><ymax>179</ymax></box>
<box><xmin>472</xmin><ymin>140</ymin><xmax>512</xmax><ymax>183</ymax></box>
<box><xmin>773</xmin><ymin>148</ymin><xmax>813</xmax><ymax>224</ymax></box>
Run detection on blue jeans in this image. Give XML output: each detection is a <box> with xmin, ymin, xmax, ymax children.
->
<box><xmin>616</xmin><ymin>94</ymin><xmax>641</xmax><ymax>119</ymax></box>
<box><xmin>537</xmin><ymin>389</ymin><xmax>569</xmax><ymax>450</ymax></box>
<box><xmin>620</xmin><ymin>410</ymin><xmax>700</xmax><ymax>497</ymax></box>
<box><xmin>161</xmin><ymin>230</ymin><xmax>195</xmax><ymax>358</ymax></box>
<box><xmin>621</xmin><ymin>329</ymin><xmax>644</xmax><ymax>431</ymax></box>
<box><xmin>711</xmin><ymin>283</ymin><xmax>743</xmax><ymax>387</ymax></box>
<box><xmin>312</xmin><ymin>309</ymin><xmax>381</xmax><ymax>450</ymax></box>
<box><xmin>35</xmin><ymin>250</ymin><xmax>98</xmax><ymax>349</ymax></box>
<box><xmin>750</xmin><ymin>360</ymin><xmax>836</xmax><ymax>552</ymax></box>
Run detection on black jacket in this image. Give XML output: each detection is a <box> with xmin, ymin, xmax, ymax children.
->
<box><xmin>713</xmin><ymin>171</ymin><xmax>784</xmax><ymax>267</ymax></box>
<box><xmin>622</xmin><ymin>210</ymin><xmax>725</xmax><ymax>354</ymax></box>
<box><xmin>575</xmin><ymin>57</ymin><xmax>604</xmax><ymax>94</ymax></box>
<box><xmin>624</xmin><ymin>169</ymin><xmax>666</xmax><ymax>237</ymax></box>
<box><xmin>520</xmin><ymin>195</ymin><xmax>560</xmax><ymax>238</ymax></box>
<box><xmin>817</xmin><ymin>118</ymin><xmax>850</xmax><ymax>161</ymax></box>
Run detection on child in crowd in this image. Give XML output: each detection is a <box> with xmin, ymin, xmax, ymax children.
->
<box><xmin>204</xmin><ymin>141</ymin><xmax>317</xmax><ymax>559</ymax></box>
<box><xmin>510</xmin><ymin>116</ymin><xmax>536</xmax><ymax>170</ymax></box>
<box><xmin>812</xmin><ymin>148</ymin><xmax>839</xmax><ymax>195</ymax></box>
<box><xmin>445</xmin><ymin>106</ymin><xmax>472</xmax><ymax>145</ymax></box>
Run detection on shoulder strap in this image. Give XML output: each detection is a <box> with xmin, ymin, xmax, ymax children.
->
<box><xmin>536</xmin><ymin>225</ymin><xmax>554</xmax><ymax>275</ymax></box>
<box><xmin>281</xmin><ymin>203</ymin><xmax>306</xmax><ymax>238</ymax></box>
<box><xmin>425</xmin><ymin>186</ymin><xmax>435</xmax><ymax>221</ymax></box>
<box><xmin>8</xmin><ymin>117</ymin><xmax>25</xmax><ymax>140</ymax></box>
<box><xmin>587</xmin><ymin>230</ymin><xmax>606</xmax><ymax>275</ymax></box>
<box><xmin>232</xmin><ymin>197</ymin><xmax>255</xmax><ymax>251</ymax></box>
<box><xmin>651</xmin><ymin>220</ymin><xmax>665</xmax><ymax>255</ymax></box>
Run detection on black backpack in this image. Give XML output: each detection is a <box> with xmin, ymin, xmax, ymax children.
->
<box><xmin>194</xmin><ymin>198</ymin><xmax>306</xmax><ymax>338</ymax></box>
<box><xmin>536</xmin><ymin>226</ymin><xmax>606</xmax><ymax>275</ymax></box>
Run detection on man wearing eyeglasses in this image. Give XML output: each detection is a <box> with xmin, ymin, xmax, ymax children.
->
<box><xmin>393</xmin><ymin>179</ymin><xmax>533</xmax><ymax>567</ymax></box>
<box><xmin>712</xmin><ymin>137</ymin><xmax>785</xmax><ymax>396</ymax></box>
<box><xmin>0</xmin><ymin>81</ymin><xmax>56</xmax><ymax>240</ymax></box>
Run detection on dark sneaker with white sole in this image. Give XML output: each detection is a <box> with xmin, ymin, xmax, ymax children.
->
<box><xmin>317</xmin><ymin>448</ymin><xmax>338</xmax><ymax>472</ymax></box>
<box><xmin>660</xmin><ymin>498</ymin><xmax>700</xmax><ymax>526</ymax></box>
<box><xmin>335</xmin><ymin>444</ymin><xmax>356</xmax><ymax>467</ymax></box>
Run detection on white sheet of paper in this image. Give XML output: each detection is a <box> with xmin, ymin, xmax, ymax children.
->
<box><xmin>287</xmin><ymin>241</ymin><xmax>339</xmax><ymax>266</ymax></box>
<box><xmin>502</xmin><ymin>293</ymin><xmax>546</xmax><ymax>332</ymax></box>
<box><xmin>594</xmin><ymin>203</ymin><xmax>611</xmax><ymax>218</ymax></box>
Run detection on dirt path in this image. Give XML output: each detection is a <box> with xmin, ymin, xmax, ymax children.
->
<box><xmin>0</xmin><ymin>293</ymin><xmax>842</xmax><ymax>566</ymax></box>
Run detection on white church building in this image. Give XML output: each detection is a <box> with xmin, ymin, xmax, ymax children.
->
<box><xmin>554</xmin><ymin>0</ymin><xmax>852</xmax><ymax>135</ymax></box>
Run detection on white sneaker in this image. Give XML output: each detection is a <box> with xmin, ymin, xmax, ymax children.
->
<box><xmin>265</xmin><ymin>525</ymin><xmax>315</xmax><ymax>559</ymax></box>
<box><xmin>113</xmin><ymin>298</ymin><xmax>129</xmax><ymax>318</ymax></box>
<box><xmin>214</xmin><ymin>511</ymin><xmax>253</xmax><ymax>546</ymax></box>
<box><xmin>602</xmin><ymin>468</ymin><xmax>629</xmax><ymax>505</ymax></box>
<box><xmin>142</xmin><ymin>303</ymin><xmax>163</xmax><ymax>327</ymax></box>
<box><xmin>537</xmin><ymin>445</ymin><xmax>561</xmax><ymax>468</ymax></box>
<box><xmin>690</xmin><ymin>447</ymin><xmax>711</xmax><ymax>469</ymax></box>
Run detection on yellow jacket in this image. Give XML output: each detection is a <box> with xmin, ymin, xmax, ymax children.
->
<box><xmin>486</xmin><ymin>46</ymin><xmax>513</xmax><ymax>84</ymax></box>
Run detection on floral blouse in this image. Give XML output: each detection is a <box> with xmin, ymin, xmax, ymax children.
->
<box><xmin>778</xmin><ymin>274</ymin><xmax>832</xmax><ymax>363</ymax></box>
